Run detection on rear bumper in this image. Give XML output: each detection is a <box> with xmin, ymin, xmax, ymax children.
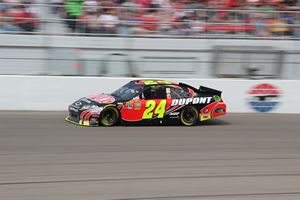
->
<box><xmin>200</xmin><ymin>102</ymin><xmax>227</xmax><ymax>121</ymax></box>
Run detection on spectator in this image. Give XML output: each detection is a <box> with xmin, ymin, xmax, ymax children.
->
<box><xmin>83</xmin><ymin>0</ymin><xmax>99</xmax><ymax>12</ymax></box>
<box><xmin>157</xmin><ymin>9</ymin><xmax>175</xmax><ymax>34</ymax></box>
<box><xmin>64</xmin><ymin>0</ymin><xmax>84</xmax><ymax>32</ymax></box>
<box><xmin>50</xmin><ymin>0</ymin><xmax>65</xmax><ymax>14</ymax></box>
<box><xmin>0</xmin><ymin>0</ymin><xmax>9</xmax><ymax>11</ymax></box>
<box><xmin>268</xmin><ymin>17</ymin><xmax>290</xmax><ymax>36</ymax></box>
<box><xmin>252</xmin><ymin>12</ymin><xmax>271</xmax><ymax>37</ymax></box>
<box><xmin>80</xmin><ymin>9</ymin><xmax>101</xmax><ymax>33</ymax></box>
<box><xmin>98</xmin><ymin>8</ymin><xmax>119</xmax><ymax>34</ymax></box>
<box><xmin>137</xmin><ymin>5</ymin><xmax>160</xmax><ymax>34</ymax></box>
<box><xmin>8</xmin><ymin>4</ymin><xmax>39</xmax><ymax>32</ymax></box>
<box><xmin>116</xmin><ymin>9</ymin><xmax>141</xmax><ymax>35</ymax></box>
<box><xmin>292</xmin><ymin>12</ymin><xmax>300</xmax><ymax>37</ymax></box>
<box><xmin>0</xmin><ymin>6</ymin><xmax>22</xmax><ymax>31</ymax></box>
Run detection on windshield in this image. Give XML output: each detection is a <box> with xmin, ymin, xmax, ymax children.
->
<box><xmin>111</xmin><ymin>82</ymin><xmax>144</xmax><ymax>101</ymax></box>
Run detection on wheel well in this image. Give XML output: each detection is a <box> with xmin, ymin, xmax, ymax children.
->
<box><xmin>99</xmin><ymin>106</ymin><xmax>121</xmax><ymax>125</ymax></box>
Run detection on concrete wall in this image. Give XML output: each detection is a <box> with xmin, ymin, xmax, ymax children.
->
<box><xmin>0</xmin><ymin>35</ymin><xmax>300</xmax><ymax>79</ymax></box>
<box><xmin>1</xmin><ymin>75</ymin><xmax>299</xmax><ymax>113</ymax></box>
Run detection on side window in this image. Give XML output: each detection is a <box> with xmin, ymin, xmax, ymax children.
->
<box><xmin>143</xmin><ymin>86</ymin><xmax>166</xmax><ymax>99</ymax></box>
<box><xmin>170</xmin><ymin>87</ymin><xmax>191</xmax><ymax>98</ymax></box>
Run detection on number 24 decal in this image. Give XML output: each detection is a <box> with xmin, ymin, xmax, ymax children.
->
<box><xmin>142</xmin><ymin>100</ymin><xmax>166</xmax><ymax>119</ymax></box>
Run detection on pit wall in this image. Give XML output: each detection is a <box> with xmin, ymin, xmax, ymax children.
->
<box><xmin>1</xmin><ymin>75</ymin><xmax>299</xmax><ymax>113</ymax></box>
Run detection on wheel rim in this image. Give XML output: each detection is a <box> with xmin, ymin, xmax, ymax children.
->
<box><xmin>181</xmin><ymin>107</ymin><xmax>197</xmax><ymax>125</ymax></box>
<box><xmin>101</xmin><ymin>108</ymin><xmax>118</xmax><ymax>126</ymax></box>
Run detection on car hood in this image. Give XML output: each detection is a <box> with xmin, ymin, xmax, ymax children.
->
<box><xmin>86</xmin><ymin>94</ymin><xmax>116</xmax><ymax>104</ymax></box>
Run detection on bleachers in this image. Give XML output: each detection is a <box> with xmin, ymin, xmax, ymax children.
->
<box><xmin>0</xmin><ymin>0</ymin><xmax>299</xmax><ymax>38</ymax></box>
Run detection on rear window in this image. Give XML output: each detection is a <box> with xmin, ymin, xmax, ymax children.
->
<box><xmin>170</xmin><ymin>87</ymin><xmax>191</xmax><ymax>98</ymax></box>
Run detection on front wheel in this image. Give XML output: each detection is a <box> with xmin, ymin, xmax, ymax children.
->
<box><xmin>99</xmin><ymin>107</ymin><xmax>120</xmax><ymax>126</ymax></box>
<box><xmin>180</xmin><ymin>106</ymin><xmax>199</xmax><ymax>126</ymax></box>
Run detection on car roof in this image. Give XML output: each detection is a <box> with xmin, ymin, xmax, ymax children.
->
<box><xmin>132</xmin><ymin>80</ymin><xmax>178</xmax><ymax>86</ymax></box>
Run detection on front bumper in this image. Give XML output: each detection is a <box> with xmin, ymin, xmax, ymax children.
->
<box><xmin>66</xmin><ymin>108</ymin><xmax>100</xmax><ymax>127</ymax></box>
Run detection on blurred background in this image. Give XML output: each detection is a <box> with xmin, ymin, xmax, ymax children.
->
<box><xmin>1</xmin><ymin>1</ymin><xmax>300</xmax><ymax>200</ymax></box>
<box><xmin>0</xmin><ymin>0</ymin><xmax>299</xmax><ymax>79</ymax></box>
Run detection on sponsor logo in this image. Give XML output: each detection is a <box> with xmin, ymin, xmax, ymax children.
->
<box><xmin>247</xmin><ymin>83</ymin><xmax>281</xmax><ymax>112</ymax></box>
<box><xmin>133</xmin><ymin>100</ymin><xmax>141</xmax><ymax>110</ymax></box>
<box><xmin>127</xmin><ymin>104</ymin><xmax>133</xmax><ymax>109</ymax></box>
<box><xmin>81</xmin><ymin>98</ymin><xmax>92</xmax><ymax>104</ymax></box>
<box><xmin>125</xmin><ymin>101</ymin><xmax>133</xmax><ymax>109</ymax></box>
<box><xmin>169</xmin><ymin>112</ymin><xmax>179</xmax><ymax>116</ymax></box>
<box><xmin>87</xmin><ymin>94</ymin><xmax>115</xmax><ymax>103</ymax></box>
<box><xmin>171</xmin><ymin>97</ymin><xmax>212</xmax><ymax>106</ymax></box>
<box><xmin>69</xmin><ymin>106</ymin><xmax>79</xmax><ymax>112</ymax></box>
<box><xmin>90</xmin><ymin>117</ymin><xmax>98</xmax><ymax>124</ymax></box>
<box><xmin>74</xmin><ymin>101</ymin><xmax>82</xmax><ymax>108</ymax></box>
<box><xmin>91</xmin><ymin>106</ymin><xmax>104</xmax><ymax>113</ymax></box>
<box><xmin>213</xmin><ymin>95</ymin><xmax>221</xmax><ymax>102</ymax></box>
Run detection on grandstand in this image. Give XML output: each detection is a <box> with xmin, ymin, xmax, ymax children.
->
<box><xmin>0</xmin><ymin>0</ymin><xmax>299</xmax><ymax>38</ymax></box>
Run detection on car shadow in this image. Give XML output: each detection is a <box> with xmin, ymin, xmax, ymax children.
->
<box><xmin>199</xmin><ymin>118</ymin><xmax>231</xmax><ymax>126</ymax></box>
<box><xmin>120</xmin><ymin>118</ymin><xmax>231</xmax><ymax>127</ymax></box>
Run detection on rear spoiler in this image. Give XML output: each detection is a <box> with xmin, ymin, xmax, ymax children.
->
<box><xmin>179</xmin><ymin>83</ymin><xmax>222</xmax><ymax>97</ymax></box>
<box><xmin>199</xmin><ymin>86</ymin><xmax>222</xmax><ymax>97</ymax></box>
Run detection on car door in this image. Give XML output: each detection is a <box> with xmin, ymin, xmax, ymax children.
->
<box><xmin>119</xmin><ymin>85</ymin><xmax>166</xmax><ymax>122</ymax></box>
<box><xmin>139</xmin><ymin>85</ymin><xmax>168</xmax><ymax>121</ymax></box>
<box><xmin>121</xmin><ymin>85</ymin><xmax>174</xmax><ymax>122</ymax></box>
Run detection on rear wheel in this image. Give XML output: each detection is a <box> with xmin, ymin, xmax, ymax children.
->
<box><xmin>99</xmin><ymin>107</ymin><xmax>120</xmax><ymax>126</ymax></box>
<box><xmin>180</xmin><ymin>106</ymin><xmax>199</xmax><ymax>126</ymax></box>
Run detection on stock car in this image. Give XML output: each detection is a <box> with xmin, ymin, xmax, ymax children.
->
<box><xmin>65</xmin><ymin>80</ymin><xmax>227</xmax><ymax>126</ymax></box>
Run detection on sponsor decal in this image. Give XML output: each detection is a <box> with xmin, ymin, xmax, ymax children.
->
<box><xmin>247</xmin><ymin>83</ymin><xmax>281</xmax><ymax>112</ymax></box>
<box><xmin>133</xmin><ymin>100</ymin><xmax>141</xmax><ymax>110</ymax></box>
<box><xmin>213</xmin><ymin>95</ymin><xmax>221</xmax><ymax>102</ymax></box>
<box><xmin>81</xmin><ymin>98</ymin><xmax>92</xmax><ymax>104</ymax></box>
<box><xmin>166</xmin><ymin>88</ymin><xmax>171</xmax><ymax>99</ymax></box>
<box><xmin>74</xmin><ymin>101</ymin><xmax>82</xmax><ymax>108</ymax></box>
<box><xmin>171</xmin><ymin>97</ymin><xmax>212</xmax><ymax>106</ymax></box>
<box><xmin>166</xmin><ymin>88</ymin><xmax>171</xmax><ymax>94</ymax></box>
<box><xmin>127</xmin><ymin>104</ymin><xmax>133</xmax><ymax>109</ymax></box>
<box><xmin>69</xmin><ymin>106</ymin><xmax>79</xmax><ymax>112</ymax></box>
<box><xmin>90</xmin><ymin>117</ymin><xmax>98</xmax><ymax>124</ymax></box>
<box><xmin>142</xmin><ymin>100</ymin><xmax>166</xmax><ymax>119</ymax></box>
<box><xmin>169</xmin><ymin>112</ymin><xmax>179</xmax><ymax>116</ymax></box>
<box><xmin>125</xmin><ymin>101</ymin><xmax>133</xmax><ymax>109</ymax></box>
<box><xmin>91</xmin><ymin>106</ymin><xmax>104</xmax><ymax>113</ymax></box>
<box><xmin>136</xmin><ymin>80</ymin><xmax>173</xmax><ymax>85</ymax></box>
<box><xmin>87</xmin><ymin>94</ymin><xmax>115</xmax><ymax>103</ymax></box>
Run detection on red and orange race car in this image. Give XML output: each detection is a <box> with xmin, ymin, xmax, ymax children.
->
<box><xmin>66</xmin><ymin>80</ymin><xmax>227</xmax><ymax>126</ymax></box>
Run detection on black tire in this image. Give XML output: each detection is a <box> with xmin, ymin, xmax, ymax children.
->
<box><xmin>180</xmin><ymin>106</ymin><xmax>199</xmax><ymax>126</ymax></box>
<box><xmin>99</xmin><ymin>107</ymin><xmax>120</xmax><ymax>126</ymax></box>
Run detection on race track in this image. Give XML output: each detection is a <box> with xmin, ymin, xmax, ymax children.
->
<box><xmin>0</xmin><ymin>112</ymin><xmax>300</xmax><ymax>200</ymax></box>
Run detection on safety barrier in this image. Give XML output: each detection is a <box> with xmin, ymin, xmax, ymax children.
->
<box><xmin>1</xmin><ymin>75</ymin><xmax>299</xmax><ymax>113</ymax></box>
<box><xmin>1</xmin><ymin>35</ymin><xmax>300</xmax><ymax>79</ymax></box>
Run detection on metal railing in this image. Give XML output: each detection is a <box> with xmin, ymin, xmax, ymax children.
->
<box><xmin>0</xmin><ymin>3</ymin><xmax>300</xmax><ymax>39</ymax></box>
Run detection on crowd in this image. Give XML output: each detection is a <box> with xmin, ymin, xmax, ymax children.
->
<box><xmin>57</xmin><ymin>0</ymin><xmax>300</xmax><ymax>37</ymax></box>
<box><xmin>0</xmin><ymin>0</ymin><xmax>40</xmax><ymax>32</ymax></box>
<box><xmin>1</xmin><ymin>0</ymin><xmax>300</xmax><ymax>37</ymax></box>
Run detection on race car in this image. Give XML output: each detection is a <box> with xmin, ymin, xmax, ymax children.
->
<box><xmin>66</xmin><ymin>80</ymin><xmax>226</xmax><ymax>126</ymax></box>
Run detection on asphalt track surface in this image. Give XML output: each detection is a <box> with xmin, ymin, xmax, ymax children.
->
<box><xmin>0</xmin><ymin>112</ymin><xmax>300</xmax><ymax>200</ymax></box>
